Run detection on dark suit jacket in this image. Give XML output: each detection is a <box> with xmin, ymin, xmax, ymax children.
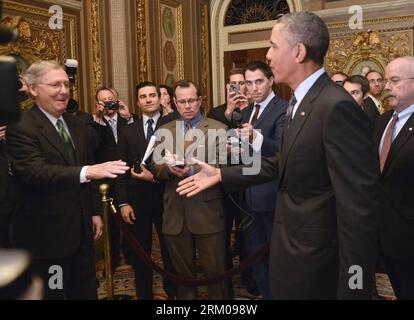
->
<box><xmin>115</xmin><ymin>114</ymin><xmax>170</xmax><ymax>207</ymax></box>
<box><xmin>363</xmin><ymin>96</ymin><xmax>380</xmax><ymax>127</ymax></box>
<box><xmin>6</xmin><ymin>105</ymin><xmax>96</xmax><ymax>259</ymax></box>
<box><xmin>153</xmin><ymin>116</ymin><xmax>228</xmax><ymax>235</ymax></box>
<box><xmin>93</xmin><ymin>114</ymin><xmax>129</xmax><ymax>163</ymax></box>
<box><xmin>242</xmin><ymin>95</ymin><xmax>287</xmax><ymax>212</ymax></box>
<box><xmin>373</xmin><ymin>110</ymin><xmax>414</xmax><ymax>259</ymax></box>
<box><xmin>208</xmin><ymin>103</ymin><xmax>242</xmax><ymax>128</ymax></box>
<box><xmin>0</xmin><ymin>141</ymin><xmax>8</xmax><ymax>202</ymax></box>
<box><xmin>208</xmin><ymin>104</ymin><xmax>232</xmax><ymax>127</ymax></box>
<box><xmin>221</xmin><ymin>72</ymin><xmax>378</xmax><ymax>299</ymax></box>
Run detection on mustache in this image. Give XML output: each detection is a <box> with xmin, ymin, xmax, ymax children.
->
<box><xmin>384</xmin><ymin>92</ymin><xmax>396</xmax><ymax>99</ymax></box>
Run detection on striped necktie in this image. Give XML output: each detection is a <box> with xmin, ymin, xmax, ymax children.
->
<box><xmin>56</xmin><ymin>119</ymin><xmax>76</xmax><ymax>164</ymax></box>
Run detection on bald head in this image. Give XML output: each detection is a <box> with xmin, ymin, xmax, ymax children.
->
<box><xmin>388</xmin><ymin>56</ymin><xmax>414</xmax><ymax>75</ymax></box>
<box><xmin>385</xmin><ymin>56</ymin><xmax>414</xmax><ymax>112</ymax></box>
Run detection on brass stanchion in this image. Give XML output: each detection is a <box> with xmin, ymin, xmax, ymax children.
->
<box><xmin>99</xmin><ymin>183</ymin><xmax>131</xmax><ymax>300</ymax></box>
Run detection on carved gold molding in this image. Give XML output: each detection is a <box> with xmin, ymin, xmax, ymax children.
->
<box><xmin>0</xmin><ymin>1</ymin><xmax>79</xmax><ymax>100</ymax></box>
<box><xmin>200</xmin><ymin>2</ymin><xmax>212</xmax><ymax>112</ymax></box>
<box><xmin>327</xmin><ymin>15</ymin><xmax>414</xmax><ymax>30</ymax></box>
<box><xmin>86</xmin><ymin>0</ymin><xmax>102</xmax><ymax>92</ymax></box>
<box><xmin>136</xmin><ymin>0</ymin><xmax>150</xmax><ymax>82</ymax></box>
<box><xmin>326</xmin><ymin>28</ymin><xmax>413</xmax><ymax>76</ymax></box>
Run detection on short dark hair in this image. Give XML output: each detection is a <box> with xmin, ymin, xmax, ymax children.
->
<box><xmin>331</xmin><ymin>71</ymin><xmax>348</xmax><ymax>78</ymax></box>
<box><xmin>95</xmin><ymin>86</ymin><xmax>115</xmax><ymax>102</ymax></box>
<box><xmin>227</xmin><ymin>68</ymin><xmax>244</xmax><ymax>83</ymax></box>
<box><xmin>135</xmin><ymin>81</ymin><xmax>160</xmax><ymax>98</ymax></box>
<box><xmin>365</xmin><ymin>70</ymin><xmax>384</xmax><ymax>79</ymax></box>
<box><xmin>276</xmin><ymin>12</ymin><xmax>329</xmax><ymax>66</ymax></box>
<box><xmin>244</xmin><ymin>61</ymin><xmax>273</xmax><ymax>79</ymax></box>
<box><xmin>172</xmin><ymin>80</ymin><xmax>201</xmax><ymax>98</ymax></box>
<box><xmin>344</xmin><ymin>75</ymin><xmax>370</xmax><ymax>95</ymax></box>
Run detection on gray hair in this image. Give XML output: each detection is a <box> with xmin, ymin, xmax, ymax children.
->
<box><xmin>276</xmin><ymin>12</ymin><xmax>329</xmax><ymax>66</ymax></box>
<box><xmin>23</xmin><ymin>60</ymin><xmax>63</xmax><ymax>86</ymax></box>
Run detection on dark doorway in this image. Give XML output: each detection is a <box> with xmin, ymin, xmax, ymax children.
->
<box><xmin>224</xmin><ymin>48</ymin><xmax>292</xmax><ymax>102</ymax></box>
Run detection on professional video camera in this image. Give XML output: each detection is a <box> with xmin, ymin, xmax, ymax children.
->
<box><xmin>0</xmin><ymin>0</ymin><xmax>20</xmax><ymax>125</ymax></box>
<box><xmin>64</xmin><ymin>59</ymin><xmax>80</xmax><ymax>114</ymax></box>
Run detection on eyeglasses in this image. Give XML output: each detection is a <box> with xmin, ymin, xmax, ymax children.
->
<box><xmin>383</xmin><ymin>77</ymin><xmax>414</xmax><ymax>86</ymax></box>
<box><xmin>38</xmin><ymin>82</ymin><xmax>71</xmax><ymax>90</ymax></box>
<box><xmin>368</xmin><ymin>79</ymin><xmax>385</xmax><ymax>85</ymax></box>
<box><xmin>176</xmin><ymin>98</ymin><xmax>199</xmax><ymax>106</ymax></box>
<box><xmin>245</xmin><ymin>79</ymin><xmax>265</xmax><ymax>87</ymax></box>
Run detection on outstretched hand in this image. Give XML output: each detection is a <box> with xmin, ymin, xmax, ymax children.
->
<box><xmin>176</xmin><ymin>158</ymin><xmax>222</xmax><ymax>197</ymax></box>
<box><xmin>86</xmin><ymin>160</ymin><xmax>129</xmax><ymax>180</ymax></box>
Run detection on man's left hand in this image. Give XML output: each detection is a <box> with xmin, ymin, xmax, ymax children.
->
<box><xmin>118</xmin><ymin>100</ymin><xmax>132</xmax><ymax>120</ymax></box>
<box><xmin>0</xmin><ymin>126</ymin><xmax>7</xmax><ymax>141</ymax></box>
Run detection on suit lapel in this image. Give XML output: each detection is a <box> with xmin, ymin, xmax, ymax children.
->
<box><xmin>280</xmin><ymin>73</ymin><xmax>328</xmax><ymax>170</ymax></box>
<box><xmin>382</xmin><ymin>112</ymin><xmax>414</xmax><ymax>177</ymax></box>
<box><xmin>242</xmin><ymin>105</ymin><xmax>254</xmax><ymax>123</ymax></box>
<box><xmin>63</xmin><ymin>113</ymin><xmax>81</xmax><ymax>164</ymax></box>
<box><xmin>253</xmin><ymin>96</ymin><xmax>277</xmax><ymax>129</ymax></box>
<box><xmin>31</xmin><ymin>106</ymin><xmax>74</xmax><ymax>165</ymax></box>
<box><xmin>373</xmin><ymin>111</ymin><xmax>393</xmax><ymax>150</ymax></box>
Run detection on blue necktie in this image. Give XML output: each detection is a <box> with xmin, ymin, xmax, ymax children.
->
<box><xmin>146</xmin><ymin>118</ymin><xmax>154</xmax><ymax>143</ymax></box>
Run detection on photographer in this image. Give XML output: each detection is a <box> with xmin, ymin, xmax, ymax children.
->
<box><xmin>109</xmin><ymin>87</ymin><xmax>138</xmax><ymax>124</ymax></box>
<box><xmin>93</xmin><ymin>86</ymin><xmax>130</xmax><ymax>270</ymax></box>
<box><xmin>208</xmin><ymin>68</ymin><xmax>250</xmax><ymax>128</ymax></box>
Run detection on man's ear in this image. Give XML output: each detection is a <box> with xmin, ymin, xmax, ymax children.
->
<box><xmin>295</xmin><ymin>43</ymin><xmax>307</xmax><ymax>63</ymax></box>
<box><xmin>28</xmin><ymin>85</ymin><xmax>38</xmax><ymax>98</ymax></box>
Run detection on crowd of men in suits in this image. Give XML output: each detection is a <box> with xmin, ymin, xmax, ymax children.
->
<box><xmin>1</xmin><ymin>11</ymin><xmax>414</xmax><ymax>300</ymax></box>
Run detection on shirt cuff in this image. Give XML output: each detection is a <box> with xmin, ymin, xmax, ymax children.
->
<box><xmin>118</xmin><ymin>203</ymin><xmax>129</xmax><ymax>208</ymax></box>
<box><xmin>251</xmin><ymin>130</ymin><xmax>263</xmax><ymax>152</ymax></box>
<box><xmin>80</xmin><ymin>166</ymin><xmax>90</xmax><ymax>183</ymax></box>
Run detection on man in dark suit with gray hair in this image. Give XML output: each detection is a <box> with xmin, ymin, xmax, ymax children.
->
<box><xmin>177</xmin><ymin>12</ymin><xmax>379</xmax><ymax>300</ymax></box>
<box><xmin>6</xmin><ymin>60</ymin><xmax>129</xmax><ymax>299</ymax></box>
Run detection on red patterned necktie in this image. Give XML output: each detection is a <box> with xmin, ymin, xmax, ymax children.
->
<box><xmin>380</xmin><ymin>113</ymin><xmax>398</xmax><ymax>172</ymax></box>
<box><xmin>250</xmin><ymin>104</ymin><xmax>261</xmax><ymax>126</ymax></box>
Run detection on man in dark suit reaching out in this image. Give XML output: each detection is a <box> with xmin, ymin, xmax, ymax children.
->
<box><xmin>6</xmin><ymin>60</ymin><xmax>129</xmax><ymax>299</ymax></box>
<box><xmin>177</xmin><ymin>12</ymin><xmax>379</xmax><ymax>299</ymax></box>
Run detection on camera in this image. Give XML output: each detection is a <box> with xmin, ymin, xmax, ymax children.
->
<box><xmin>104</xmin><ymin>100</ymin><xmax>120</xmax><ymax>111</ymax></box>
<box><xmin>229</xmin><ymin>83</ymin><xmax>240</xmax><ymax>95</ymax></box>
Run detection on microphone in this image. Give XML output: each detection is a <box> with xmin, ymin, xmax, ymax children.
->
<box><xmin>65</xmin><ymin>59</ymin><xmax>78</xmax><ymax>83</ymax></box>
<box><xmin>0</xmin><ymin>25</ymin><xmax>19</xmax><ymax>44</ymax></box>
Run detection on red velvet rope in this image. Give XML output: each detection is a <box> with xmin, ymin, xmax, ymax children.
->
<box><xmin>112</xmin><ymin>212</ymin><xmax>270</xmax><ymax>287</ymax></box>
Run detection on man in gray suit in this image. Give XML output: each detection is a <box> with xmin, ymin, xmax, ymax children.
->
<box><xmin>177</xmin><ymin>12</ymin><xmax>378</xmax><ymax>299</ymax></box>
<box><xmin>153</xmin><ymin>80</ymin><xmax>229</xmax><ymax>300</ymax></box>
